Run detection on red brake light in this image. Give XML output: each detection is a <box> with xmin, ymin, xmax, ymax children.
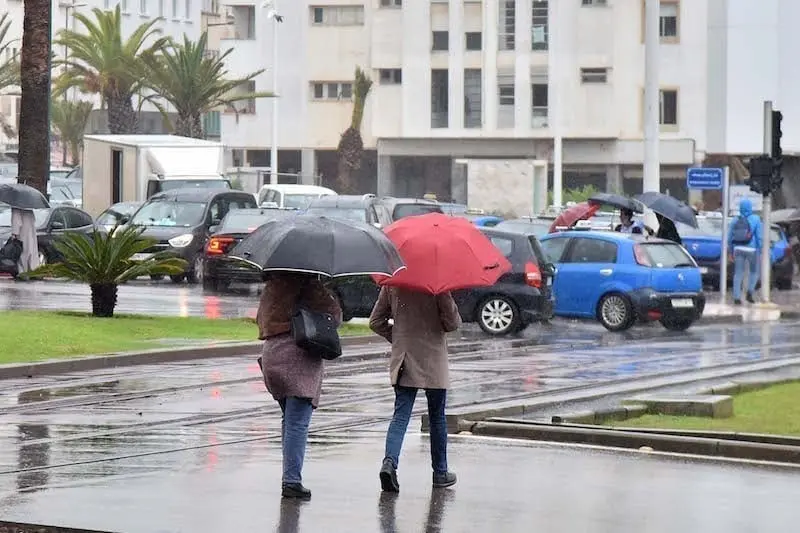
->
<box><xmin>206</xmin><ymin>236</ymin><xmax>235</xmax><ymax>255</ymax></box>
<box><xmin>633</xmin><ymin>244</ymin><xmax>651</xmax><ymax>266</ymax></box>
<box><xmin>525</xmin><ymin>262</ymin><xmax>542</xmax><ymax>288</ymax></box>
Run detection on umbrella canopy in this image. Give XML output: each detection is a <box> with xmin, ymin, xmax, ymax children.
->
<box><xmin>0</xmin><ymin>183</ymin><xmax>50</xmax><ymax>210</ymax></box>
<box><xmin>229</xmin><ymin>215</ymin><xmax>405</xmax><ymax>278</ymax></box>
<box><xmin>771</xmin><ymin>208</ymin><xmax>800</xmax><ymax>225</ymax></box>
<box><xmin>548</xmin><ymin>202</ymin><xmax>601</xmax><ymax>233</ymax></box>
<box><xmin>636</xmin><ymin>191</ymin><xmax>698</xmax><ymax>228</ymax></box>
<box><xmin>588</xmin><ymin>192</ymin><xmax>643</xmax><ymax>213</ymax></box>
<box><xmin>372</xmin><ymin>213</ymin><xmax>511</xmax><ymax>295</ymax></box>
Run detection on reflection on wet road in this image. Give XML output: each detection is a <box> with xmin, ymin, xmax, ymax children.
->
<box><xmin>0</xmin><ymin>321</ymin><xmax>798</xmax><ymax>530</ymax></box>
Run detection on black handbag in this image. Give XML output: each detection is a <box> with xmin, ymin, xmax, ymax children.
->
<box><xmin>290</xmin><ymin>307</ymin><xmax>342</xmax><ymax>360</ymax></box>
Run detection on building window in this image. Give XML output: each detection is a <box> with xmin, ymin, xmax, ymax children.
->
<box><xmin>580</xmin><ymin>67</ymin><xmax>609</xmax><ymax>83</ymax></box>
<box><xmin>581</xmin><ymin>0</ymin><xmax>607</xmax><ymax>5</ymax></box>
<box><xmin>203</xmin><ymin>111</ymin><xmax>221</xmax><ymax>138</ymax></box>
<box><xmin>121</xmin><ymin>0</ymin><xmax>129</xmax><ymax>12</ymax></box>
<box><xmin>497</xmin><ymin>75</ymin><xmax>515</xmax><ymax>129</ymax></box>
<box><xmin>379</xmin><ymin>69</ymin><xmax>402</xmax><ymax>84</ymax></box>
<box><xmin>465</xmin><ymin>32</ymin><xmax>482</xmax><ymax>51</ymax></box>
<box><xmin>311</xmin><ymin>82</ymin><xmax>354</xmax><ymax>100</ymax></box>
<box><xmin>379</xmin><ymin>0</ymin><xmax>401</xmax><ymax>6</ymax></box>
<box><xmin>432</xmin><ymin>31</ymin><xmax>449</xmax><ymax>51</ymax></box>
<box><xmin>660</xmin><ymin>1</ymin><xmax>679</xmax><ymax>39</ymax></box>
<box><xmin>310</xmin><ymin>6</ymin><xmax>365</xmax><ymax>26</ymax></box>
<box><xmin>532</xmin><ymin>83</ymin><xmax>548</xmax><ymax>128</ymax></box>
<box><xmin>498</xmin><ymin>0</ymin><xmax>515</xmax><ymax>51</ymax></box>
<box><xmin>158</xmin><ymin>0</ymin><xmax>163</xmax><ymax>16</ymax></box>
<box><xmin>431</xmin><ymin>69</ymin><xmax>449</xmax><ymax>128</ymax></box>
<box><xmin>531</xmin><ymin>0</ymin><xmax>548</xmax><ymax>51</ymax></box>
<box><xmin>660</xmin><ymin>89</ymin><xmax>678</xmax><ymax>126</ymax></box>
<box><xmin>172</xmin><ymin>0</ymin><xmax>178</xmax><ymax>17</ymax></box>
<box><xmin>464</xmin><ymin>69</ymin><xmax>482</xmax><ymax>129</ymax></box>
<box><xmin>184</xmin><ymin>0</ymin><xmax>190</xmax><ymax>18</ymax></box>
<box><xmin>139</xmin><ymin>0</ymin><xmax>147</xmax><ymax>14</ymax></box>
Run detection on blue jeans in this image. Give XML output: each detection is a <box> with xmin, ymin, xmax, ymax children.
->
<box><xmin>732</xmin><ymin>248</ymin><xmax>759</xmax><ymax>301</ymax></box>
<box><xmin>278</xmin><ymin>397</ymin><xmax>313</xmax><ymax>484</ymax></box>
<box><xmin>384</xmin><ymin>386</ymin><xmax>448</xmax><ymax>475</ymax></box>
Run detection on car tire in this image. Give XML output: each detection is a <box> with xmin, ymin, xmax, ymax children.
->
<box><xmin>477</xmin><ymin>295</ymin><xmax>520</xmax><ymax>336</ymax></box>
<box><xmin>776</xmin><ymin>278</ymin><xmax>793</xmax><ymax>291</ymax></box>
<box><xmin>150</xmin><ymin>274</ymin><xmax>164</xmax><ymax>281</ymax></box>
<box><xmin>596</xmin><ymin>293</ymin><xmax>635</xmax><ymax>332</ymax></box>
<box><xmin>186</xmin><ymin>256</ymin><xmax>203</xmax><ymax>285</ymax></box>
<box><xmin>660</xmin><ymin>317</ymin><xmax>694</xmax><ymax>331</ymax></box>
<box><xmin>169</xmin><ymin>274</ymin><xmax>185</xmax><ymax>283</ymax></box>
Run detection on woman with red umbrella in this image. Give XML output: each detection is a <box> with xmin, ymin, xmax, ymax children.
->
<box><xmin>369</xmin><ymin>213</ymin><xmax>510</xmax><ymax>493</ymax></box>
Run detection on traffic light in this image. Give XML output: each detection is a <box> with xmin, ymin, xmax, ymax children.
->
<box><xmin>771</xmin><ymin>110</ymin><xmax>784</xmax><ymax>192</ymax></box>
<box><xmin>748</xmin><ymin>155</ymin><xmax>773</xmax><ymax>195</ymax></box>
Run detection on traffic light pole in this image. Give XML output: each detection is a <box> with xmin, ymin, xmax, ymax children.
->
<box><xmin>760</xmin><ymin>101</ymin><xmax>773</xmax><ymax>304</ymax></box>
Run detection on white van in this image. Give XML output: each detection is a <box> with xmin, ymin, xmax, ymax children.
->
<box><xmin>257</xmin><ymin>184</ymin><xmax>337</xmax><ymax>210</ymax></box>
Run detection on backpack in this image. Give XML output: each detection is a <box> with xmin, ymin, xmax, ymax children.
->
<box><xmin>0</xmin><ymin>236</ymin><xmax>22</xmax><ymax>275</ymax></box>
<box><xmin>731</xmin><ymin>216</ymin><xmax>753</xmax><ymax>245</ymax></box>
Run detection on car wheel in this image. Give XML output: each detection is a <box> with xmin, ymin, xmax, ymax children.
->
<box><xmin>597</xmin><ymin>293</ymin><xmax>634</xmax><ymax>332</ymax></box>
<box><xmin>169</xmin><ymin>274</ymin><xmax>185</xmax><ymax>283</ymax></box>
<box><xmin>186</xmin><ymin>256</ymin><xmax>203</xmax><ymax>285</ymax></box>
<box><xmin>660</xmin><ymin>317</ymin><xmax>694</xmax><ymax>331</ymax></box>
<box><xmin>477</xmin><ymin>296</ymin><xmax>520</xmax><ymax>336</ymax></box>
<box><xmin>150</xmin><ymin>274</ymin><xmax>164</xmax><ymax>281</ymax></box>
<box><xmin>776</xmin><ymin>278</ymin><xmax>793</xmax><ymax>291</ymax></box>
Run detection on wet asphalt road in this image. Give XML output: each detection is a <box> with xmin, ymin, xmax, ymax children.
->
<box><xmin>1</xmin><ymin>321</ymin><xmax>799</xmax><ymax>531</ymax></box>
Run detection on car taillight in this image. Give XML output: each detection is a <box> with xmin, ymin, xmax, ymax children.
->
<box><xmin>206</xmin><ymin>237</ymin><xmax>235</xmax><ymax>255</ymax></box>
<box><xmin>633</xmin><ymin>244</ymin><xmax>651</xmax><ymax>267</ymax></box>
<box><xmin>784</xmin><ymin>247</ymin><xmax>791</xmax><ymax>259</ymax></box>
<box><xmin>525</xmin><ymin>262</ymin><xmax>542</xmax><ymax>288</ymax></box>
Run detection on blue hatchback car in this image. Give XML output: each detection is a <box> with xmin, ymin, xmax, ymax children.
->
<box><xmin>539</xmin><ymin>231</ymin><xmax>706</xmax><ymax>332</ymax></box>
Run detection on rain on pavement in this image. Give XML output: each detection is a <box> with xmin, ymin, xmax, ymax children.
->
<box><xmin>1</xmin><ymin>318</ymin><xmax>799</xmax><ymax>531</ymax></box>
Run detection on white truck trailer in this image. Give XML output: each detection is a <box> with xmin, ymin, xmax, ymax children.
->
<box><xmin>82</xmin><ymin>134</ymin><xmax>230</xmax><ymax>217</ymax></box>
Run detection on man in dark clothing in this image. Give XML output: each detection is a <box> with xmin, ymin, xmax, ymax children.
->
<box><xmin>655</xmin><ymin>213</ymin><xmax>682</xmax><ymax>244</ymax></box>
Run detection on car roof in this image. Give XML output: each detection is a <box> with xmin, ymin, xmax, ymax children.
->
<box><xmin>307</xmin><ymin>194</ymin><xmax>375</xmax><ymax>208</ymax></box>
<box><xmin>480</xmin><ymin>227</ymin><xmax>528</xmax><ymax>240</ymax></box>
<box><xmin>541</xmin><ymin>230</ymin><xmax>675</xmax><ymax>245</ymax></box>
<box><xmin>259</xmin><ymin>184</ymin><xmax>336</xmax><ymax>195</ymax></box>
<box><xmin>149</xmin><ymin>188</ymin><xmax>248</xmax><ymax>202</ymax></box>
<box><xmin>224</xmin><ymin>207</ymin><xmax>294</xmax><ymax>217</ymax></box>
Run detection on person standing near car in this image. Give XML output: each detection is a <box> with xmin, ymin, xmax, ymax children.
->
<box><xmin>10</xmin><ymin>207</ymin><xmax>39</xmax><ymax>275</ymax></box>
<box><xmin>655</xmin><ymin>213</ymin><xmax>682</xmax><ymax>244</ymax></box>
<box><xmin>256</xmin><ymin>272</ymin><xmax>342</xmax><ymax>500</ymax></box>
<box><xmin>369</xmin><ymin>286</ymin><xmax>462</xmax><ymax>493</ymax></box>
<box><xmin>615</xmin><ymin>208</ymin><xmax>644</xmax><ymax>234</ymax></box>
<box><xmin>728</xmin><ymin>198</ymin><xmax>762</xmax><ymax>304</ymax></box>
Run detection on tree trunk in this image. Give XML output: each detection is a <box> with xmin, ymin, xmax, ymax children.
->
<box><xmin>106</xmin><ymin>94</ymin><xmax>138</xmax><ymax>134</ymax></box>
<box><xmin>175</xmin><ymin>113</ymin><xmax>204</xmax><ymax>139</ymax></box>
<box><xmin>90</xmin><ymin>283</ymin><xmax>118</xmax><ymax>317</ymax></box>
<box><xmin>336</xmin><ymin>158</ymin><xmax>353</xmax><ymax>194</ymax></box>
<box><xmin>17</xmin><ymin>0</ymin><xmax>51</xmax><ymax>195</ymax></box>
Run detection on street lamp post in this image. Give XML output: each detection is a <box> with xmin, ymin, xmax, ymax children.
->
<box><xmin>261</xmin><ymin>1</ymin><xmax>283</xmax><ymax>186</ymax></box>
<box><xmin>642</xmin><ymin>0</ymin><xmax>660</xmax><ymax>228</ymax></box>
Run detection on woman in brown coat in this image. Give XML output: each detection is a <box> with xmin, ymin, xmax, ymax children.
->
<box><xmin>256</xmin><ymin>272</ymin><xmax>342</xmax><ymax>501</ymax></box>
<box><xmin>369</xmin><ymin>286</ymin><xmax>462</xmax><ymax>493</ymax></box>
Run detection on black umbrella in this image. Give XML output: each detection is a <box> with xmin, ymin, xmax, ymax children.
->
<box><xmin>0</xmin><ymin>183</ymin><xmax>50</xmax><ymax>209</ymax></box>
<box><xmin>588</xmin><ymin>193</ymin><xmax>643</xmax><ymax>213</ymax></box>
<box><xmin>229</xmin><ymin>215</ymin><xmax>405</xmax><ymax>277</ymax></box>
<box><xmin>636</xmin><ymin>191</ymin><xmax>698</xmax><ymax>228</ymax></box>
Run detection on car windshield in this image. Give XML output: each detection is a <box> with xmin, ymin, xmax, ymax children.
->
<box><xmin>284</xmin><ymin>194</ymin><xmax>324</xmax><ymax>210</ymax></box>
<box><xmin>49</xmin><ymin>181</ymin><xmax>82</xmax><ymax>201</ymax></box>
<box><xmin>393</xmin><ymin>204</ymin><xmax>442</xmax><ymax>219</ymax></box>
<box><xmin>158</xmin><ymin>179</ymin><xmax>230</xmax><ymax>193</ymax></box>
<box><xmin>129</xmin><ymin>201</ymin><xmax>206</xmax><ymax>227</ymax></box>
<box><xmin>676</xmin><ymin>217</ymin><xmax>723</xmax><ymax>236</ymax></box>
<box><xmin>220</xmin><ymin>210</ymin><xmax>293</xmax><ymax>233</ymax></box>
<box><xmin>0</xmin><ymin>208</ymin><xmax>50</xmax><ymax>228</ymax></box>
<box><xmin>305</xmin><ymin>207</ymin><xmax>367</xmax><ymax>223</ymax></box>
<box><xmin>640</xmin><ymin>243</ymin><xmax>697</xmax><ymax>268</ymax></box>
<box><xmin>97</xmin><ymin>205</ymin><xmax>138</xmax><ymax>225</ymax></box>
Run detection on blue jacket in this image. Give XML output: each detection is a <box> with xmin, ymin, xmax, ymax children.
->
<box><xmin>727</xmin><ymin>198</ymin><xmax>763</xmax><ymax>251</ymax></box>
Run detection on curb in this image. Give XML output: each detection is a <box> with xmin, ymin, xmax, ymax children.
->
<box><xmin>696</xmin><ymin>309</ymin><xmax>800</xmax><ymax>325</ymax></box>
<box><xmin>0</xmin><ymin>335</ymin><xmax>384</xmax><ymax>381</ymax></box>
<box><xmin>465</xmin><ymin>420</ymin><xmax>800</xmax><ymax>465</ymax></box>
<box><xmin>0</xmin><ymin>522</ymin><xmax>114</xmax><ymax>533</ymax></box>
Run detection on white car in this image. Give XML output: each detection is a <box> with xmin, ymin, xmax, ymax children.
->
<box><xmin>256</xmin><ymin>184</ymin><xmax>337</xmax><ymax>210</ymax></box>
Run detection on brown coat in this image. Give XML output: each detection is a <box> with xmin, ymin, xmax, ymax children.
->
<box><xmin>256</xmin><ymin>274</ymin><xmax>342</xmax><ymax>407</ymax></box>
<box><xmin>369</xmin><ymin>286</ymin><xmax>461</xmax><ymax>390</ymax></box>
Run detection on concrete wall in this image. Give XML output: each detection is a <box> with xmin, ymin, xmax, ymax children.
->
<box><xmin>466</xmin><ymin>159</ymin><xmax>543</xmax><ymax>217</ymax></box>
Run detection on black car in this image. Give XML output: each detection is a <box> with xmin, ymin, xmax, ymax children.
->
<box><xmin>0</xmin><ymin>205</ymin><xmax>95</xmax><ymax>265</ymax></box>
<box><xmin>305</xmin><ymin>194</ymin><xmax>393</xmax><ymax>228</ymax></box>
<box><xmin>452</xmin><ymin>228</ymin><xmax>555</xmax><ymax>335</ymax></box>
<box><xmin>378</xmin><ymin>197</ymin><xmax>443</xmax><ymax>222</ymax></box>
<box><xmin>202</xmin><ymin>207</ymin><xmax>296</xmax><ymax>291</ymax></box>
<box><xmin>125</xmin><ymin>188</ymin><xmax>258</xmax><ymax>283</ymax></box>
<box><xmin>95</xmin><ymin>201</ymin><xmax>143</xmax><ymax>233</ymax></box>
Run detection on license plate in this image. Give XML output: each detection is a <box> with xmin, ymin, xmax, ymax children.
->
<box><xmin>131</xmin><ymin>253</ymin><xmax>153</xmax><ymax>262</ymax></box>
<box><xmin>671</xmin><ymin>298</ymin><xmax>694</xmax><ymax>308</ymax></box>
<box><xmin>699</xmin><ymin>267</ymin><xmax>708</xmax><ymax>274</ymax></box>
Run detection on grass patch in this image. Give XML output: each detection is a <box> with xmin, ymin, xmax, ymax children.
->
<box><xmin>0</xmin><ymin>311</ymin><xmax>371</xmax><ymax>364</ymax></box>
<box><xmin>608</xmin><ymin>381</ymin><xmax>800</xmax><ymax>437</ymax></box>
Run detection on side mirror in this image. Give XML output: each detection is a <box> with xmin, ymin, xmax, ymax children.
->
<box><xmin>209</xmin><ymin>225</ymin><xmax>219</xmax><ymax>234</ymax></box>
<box><xmin>50</xmin><ymin>221</ymin><xmax>65</xmax><ymax>231</ymax></box>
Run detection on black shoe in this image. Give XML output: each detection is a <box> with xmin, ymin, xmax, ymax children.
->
<box><xmin>432</xmin><ymin>471</ymin><xmax>457</xmax><ymax>488</ymax></box>
<box><xmin>282</xmin><ymin>482</ymin><xmax>311</xmax><ymax>500</ymax></box>
<box><xmin>379</xmin><ymin>458</ymin><xmax>400</xmax><ymax>493</ymax></box>
<box><xmin>746</xmin><ymin>292</ymin><xmax>755</xmax><ymax>303</ymax></box>
<box><xmin>733</xmin><ymin>299</ymin><xmax>741</xmax><ymax>305</ymax></box>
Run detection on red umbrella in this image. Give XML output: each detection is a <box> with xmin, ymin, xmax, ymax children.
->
<box><xmin>548</xmin><ymin>202</ymin><xmax>601</xmax><ymax>233</ymax></box>
<box><xmin>372</xmin><ymin>213</ymin><xmax>512</xmax><ymax>295</ymax></box>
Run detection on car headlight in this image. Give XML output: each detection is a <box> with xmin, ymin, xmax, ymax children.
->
<box><xmin>168</xmin><ymin>234</ymin><xmax>194</xmax><ymax>248</ymax></box>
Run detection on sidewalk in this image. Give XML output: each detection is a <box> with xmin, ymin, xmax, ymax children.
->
<box><xmin>0</xmin><ymin>432</ymin><xmax>795</xmax><ymax>532</ymax></box>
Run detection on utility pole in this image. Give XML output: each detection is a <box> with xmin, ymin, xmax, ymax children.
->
<box><xmin>549</xmin><ymin>0</ymin><xmax>562</xmax><ymax>207</ymax></box>
<box><xmin>262</xmin><ymin>1</ymin><xmax>282</xmax><ymax>186</ymax></box>
<box><xmin>643</xmin><ymin>0</ymin><xmax>660</xmax><ymax>228</ymax></box>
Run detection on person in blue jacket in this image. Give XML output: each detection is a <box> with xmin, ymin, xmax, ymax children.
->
<box><xmin>727</xmin><ymin>198</ymin><xmax>763</xmax><ymax>304</ymax></box>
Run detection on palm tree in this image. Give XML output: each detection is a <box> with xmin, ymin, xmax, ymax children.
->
<box><xmin>55</xmin><ymin>6</ymin><xmax>169</xmax><ymax>134</ymax></box>
<box><xmin>17</xmin><ymin>0</ymin><xmax>51</xmax><ymax>194</ymax></box>
<box><xmin>0</xmin><ymin>13</ymin><xmax>20</xmax><ymax>139</ymax></box>
<box><xmin>336</xmin><ymin>67</ymin><xmax>373</xmax><ymax>194</ymax></box>
<box><xmin>139</xmin><ymin>32</ymin><xmax>272</xmax><ymax>138</ymax></box>
<box><xmin>51</xmin><ymin>98</ymin><xmax>93</xmax><ymax>166</ymax></box>
<box><xmin>30</xmin><ymin>225</ymin><xmax>187</xmax><ymax>317</ymax></box>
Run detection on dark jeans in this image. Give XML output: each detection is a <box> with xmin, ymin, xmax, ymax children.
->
<box><xmin>278</xmin><ymin>396</ymin><xmax>314</xmax><ymax>484</ymax></box>
<box><xmin>384</xmin><ymin>386</ymin><xmax>448</xmax><ymax>475</ymax></box>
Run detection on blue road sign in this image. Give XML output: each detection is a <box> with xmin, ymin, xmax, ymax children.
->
<box><xmin>686</xmin><ymin>167</ymin><xmax>723</xmax><ymax>190</ymax></box>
